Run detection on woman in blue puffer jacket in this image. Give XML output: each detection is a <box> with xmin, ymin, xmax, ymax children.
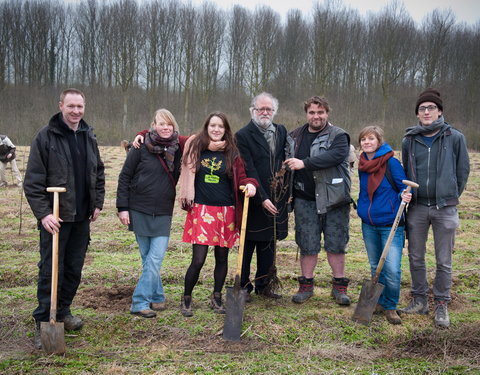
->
<box><xmin>357</xmin><ymin>126</ymin><xmax>411</xmax><ymax>325</ymax></box>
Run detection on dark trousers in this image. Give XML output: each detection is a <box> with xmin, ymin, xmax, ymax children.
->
<box><xmin>240</xmin><ymin>239</ymin><xmax>274</xmax><ymax>293</ymax></box>
<box><xmin>33</xmin><ymin>219</ymin><xmax>90</xmax><ymax>322</ymax></box>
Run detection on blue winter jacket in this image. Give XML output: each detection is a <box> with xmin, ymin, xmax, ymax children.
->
<box><xmin>357</xmin><ymin>143</ymin><xmax>407</xmax><ymax>226</ymax></box>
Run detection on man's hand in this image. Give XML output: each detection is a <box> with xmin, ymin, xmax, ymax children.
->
<box><xmin>284</xmin><ymin>158</ymin><xmax>305</xmax><ymax>171</ymax></box>
<box><xmin>262</xmin><ymin>199</ymin><xmax>278</xmax><ymax>215</ymax></box>
<box><xmin>90</xmin><ymin>207</ymin><xmax>101</xmax><ymax>222</ymax></box>
<box><xmin>41</xmin><ymin>214</ymin><xmax>62</xmax><ymax>234</ymax></box>
<box><xmin>118</xmin><ymin>211</ymin><xmax>130</xmax><ymax>225</ymax></box>
<box><xmin>132</xmin><ymin>134</ymin><xmax>144</xmax><ymax>149</ymax></box>
<box><xmin>401</xmin><ymin>190</ymin><xmax>412</xmax><ymax>203</ymax></box>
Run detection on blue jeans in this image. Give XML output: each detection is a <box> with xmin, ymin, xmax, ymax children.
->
<box><xmin>361</xmin><ymin>223</ymin><xmax>404</xmax><ymax>310</ymax></box>
<box><xmin>131</xmin><ymin>235</ymin><xmax>169</xmax><ymax>312</ymax></box>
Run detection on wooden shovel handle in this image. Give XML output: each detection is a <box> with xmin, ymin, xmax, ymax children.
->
<box><xmin>48</xmin><ymin>187</ymin><xmax>66</xmax><ymax>324</ymax></box>
<box><xmin>235</xmin><ymin>186</ymin><xmax>249</xmax><ymax>279</ymax></box>
<box><xmin>373</xmin><ymin>180</ymin><xmax>418</xmax><ymax>283</ymax></box>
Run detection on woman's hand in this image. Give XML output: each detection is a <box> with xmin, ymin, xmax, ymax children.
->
<box><xmin>243</xmin><ymin>183</ymin><xmax>256</xmax><ymax>198</ymax></box>
<box><xmin>118</xmin><ymin>211</ymin><xmax>130</xmax><ymax>225</ymax></box>
<box><xmin>181</xmin><ymin>198</ymin><xmax>193</xmax><ymax>211</ymax></box>
<box><xmin>401</xmin><ymin>190</ymin><xmax>412</xmax><ymax>203</ymax></box>
<box><xmin>132</xmin><ymin>134</ymin><xmax>144</xmax><ymax>149</ymax></box>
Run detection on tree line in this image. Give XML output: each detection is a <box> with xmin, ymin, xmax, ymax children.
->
<box><xmin>0</xmin><ymin>0</ymin><xmax>479</xmax><ymax>149</ymax></box>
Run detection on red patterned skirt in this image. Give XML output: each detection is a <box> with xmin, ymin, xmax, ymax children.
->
<box><xmin>182</xmin><ymin>203</ymin><xmax>239</xmax><ymax>248</ymax></box>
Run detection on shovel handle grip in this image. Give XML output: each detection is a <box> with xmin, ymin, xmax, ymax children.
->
<box><xmin>48</xmin><ymin>187</ymin><xmax>66</xmax><ymax>323</ymax></box>
<box><xmin>235</xmin><ymin>187</ymin><xmax>249</xmax><ymax>278</ymax></box>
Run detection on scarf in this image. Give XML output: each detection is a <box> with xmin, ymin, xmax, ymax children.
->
<box><xmin>358</xmin><ymin>151</ymin><xmax>394</xmax><ymax>201</ymax></box>
<box><xmin>407</xmin><ymin>116</ymin><xmax>446</xmax><ymax>136</ymax></box>
<box><xmin>178</xmin><ymin>135</ymin><xmax>226</xmax><ymax>210</ymax></box>
<box><xmin>254</xmin><ymin>121</ymin><xmax>276</xmax><ymax>153</ymax></box>
<box><xmin>144</xmin><ymin>130</ymin><xmax>179</xmax><ymax>172</ymax></box>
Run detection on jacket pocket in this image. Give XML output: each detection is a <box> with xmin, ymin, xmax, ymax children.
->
<box><xmin>326</xmin><ymin>179</ymin><xmax>347</xmax><ymax>208</ymax></box>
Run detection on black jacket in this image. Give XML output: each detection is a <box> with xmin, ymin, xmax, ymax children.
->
<box><xmin>24</xmin><ymin>113</ymin><xmax>105</xmax><ymax>222</ymax></box>
<box><xmin>116</xmin><ymin>144</ymin><xmax>182</xmax><ymax>216</ymax></box>
<box><xmin>235</xmin><ymin>120</ymin><xmax>289</xmax><ymax>241</ymax></box>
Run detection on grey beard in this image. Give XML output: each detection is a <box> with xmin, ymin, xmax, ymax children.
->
<box><xmin>252</xmin><ymin>117</ymin><xmax>272</xmax><ymax>130</ymax></box>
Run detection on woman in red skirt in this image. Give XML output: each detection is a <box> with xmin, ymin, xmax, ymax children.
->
<box><xmin>178</xmin><ymin>112</ymin><xmax>258</xmax><ymax>317</ymax></box>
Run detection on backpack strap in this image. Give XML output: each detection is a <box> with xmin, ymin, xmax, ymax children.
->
<box><xmin>385</xmin><ymin>157</ymin><xmax>399</xmax><ymax>193</ymax></box>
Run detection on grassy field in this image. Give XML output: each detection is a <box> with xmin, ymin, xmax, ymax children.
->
<box><xmin>0</xmin><ymin>146</ymin><xmax>479</xmax><ymax>374</ymax></box>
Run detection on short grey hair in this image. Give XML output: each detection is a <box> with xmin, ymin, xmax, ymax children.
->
<box><xmin>249</xmin><ymin>92</ymin><xmax>279</xmax><ymax>115</ymax></box>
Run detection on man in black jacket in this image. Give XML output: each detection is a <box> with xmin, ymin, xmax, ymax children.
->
<box><xmin>235</xmin><ymin>92</ymin><xmax>289</xmax><ymax>300</ymax></box>
<box><xmin>24</xmin><ymin>88</ymin><xmax>105</xmax><ymax>349</ymax></box>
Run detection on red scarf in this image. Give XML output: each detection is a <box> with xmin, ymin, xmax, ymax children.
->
<box><xmin>358</xmin><ymin>151</ymin><xmax>394</xmax><ymax>201</ymax></box>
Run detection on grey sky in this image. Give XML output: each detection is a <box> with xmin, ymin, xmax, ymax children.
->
<box><xmin>190</xmin><ymin>0</ymin><xmax>479</xmax><ymax>25</ymax></box>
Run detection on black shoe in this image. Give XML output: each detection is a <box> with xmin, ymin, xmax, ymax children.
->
<box><xmin>34</xmin><ymin>321</ymin><xmax>42</xmax><ymax>350</ymax></box>
<box><xmin>245</xmin><ymin>292</ymin><xmax>252</xmax><ymax>303</ymax></box>
<box><xmin>130</xmin><ymin>309</ymin><xmax>157</xmax><ymax>318</ymax></box>
<box><xmin>59</xmin><ymin>314</ymin><xmax>84</xmax><ymax>330</ymax></box>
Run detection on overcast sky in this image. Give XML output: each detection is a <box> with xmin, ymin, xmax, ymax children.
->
<box><xmin>189</xmin><ymin>0</ymin><xmax>480</xmax><ymax>25</ymax></box>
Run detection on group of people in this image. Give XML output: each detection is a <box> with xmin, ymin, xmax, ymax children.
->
<box><xmin>0</xmin><ymin>134</ymin><xmax>22</xmax><ymax>187</ymax></box>
<box><xmin>22</xmin><ymin>87</ymin><xmax>469</xmax><ymax>351</ymax></box>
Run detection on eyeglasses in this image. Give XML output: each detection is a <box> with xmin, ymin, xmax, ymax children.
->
<box><xmin>254</xmin><ymin>107</ymin><xmax>274</xmax><ymax>114</ymax></box>
<box><xmin>418</xmin><ymin>105</ymin><xmax>438</xmax><ymax>113</ymax></box>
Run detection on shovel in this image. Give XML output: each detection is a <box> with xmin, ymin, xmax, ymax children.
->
<box><xmin>223</xmin><ymin>187</ymin><xmax>250</xmax><ymax>341</ymax></box>
<box><xmin>41</xmin><ymin>187</ymin><xmax>67</xmax><ymax>354</ymax></box>
<box><xmin>352</xmin><ymin>180</ymin><xmax>418</xmax><ymax>325</ymax></box>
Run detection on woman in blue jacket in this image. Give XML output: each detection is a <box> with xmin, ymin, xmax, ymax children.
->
<box><xmin>357</xmin><ymin>126</ymin><xmax>411</xmax><ymax>324</ymax></box>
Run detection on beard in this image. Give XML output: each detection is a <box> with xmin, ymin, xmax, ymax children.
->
<box><xmin>308</xmin><ymin>119</ymin><xmax>327</xmax><ymax>132</ymax></box>
<box><xmin>252</xmin><ymin>113</ymin><xmax>273</xmax><ymax>129</ymax></box>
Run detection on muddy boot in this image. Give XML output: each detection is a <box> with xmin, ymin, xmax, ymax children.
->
<box><xmin>434</xmin><ymin>301</ymin><xmax>449</xmax><ymax>328</ymax></box>
<box><xmin>34</xmin><ymin>321</ymin><xmax>42</xmax><ymax>350</ymax></box>
<box><xmin>60</xmin><ymin>314</ymin><xmax>84</xmax><ymax>330</ymax></box>
<box><xmin>291</xmin><ymin>276</ymin><xmax>314</xmax><ymax>304</ymax></box>
<box><xmin>210</xmin><ymin>292</ymin><xmax>226</xmax><ymax>314</ymax></box>
<box><xmin>384</xmin><ymin>310</ymin><xmax>402</xmax><ymax>325</ymax></box>
<box><xmin>331</xmin><ymin>277</ymin><xmax>351</xmax><ymax>305</ymax></box>
<box><xmin>181</xmin><ymin>296</ymin><xmax>193</xmax><ymax>317</ymax></box>
<box><xmin>398</xmin><ymin>295</ymin><xmax>428</xmax><ymax>315</ymax></box>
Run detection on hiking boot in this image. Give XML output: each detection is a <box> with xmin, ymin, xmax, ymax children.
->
<box><xmin>34</xmin><ymin>321</ymin><xmax>42</xmax><ymax>350</ymax></box>
<box><xmin>434</xmin><ymin>301</ymin><xmax>450</xmax><ymax>328</ymax></box>
<box><xmin>384</xmin><ymin>310</ymin><xmax>402</xmax><ymax>325</ymax></box>
<box><xmin>130</xmin><ymin>309</ymin><xmax>156</xmax><ymax>318</ymax></box>
<box><xmin>151</xmin><ymin>302</ymin><xmax>166</xmax><ymax>311</ymax></box>
<box><xmin>291</xmin><ymin>276</ymin><xmax>314</xmax><ymax>304</ymax></box>
<box><xmin>210</xmin><ymin>292</ymin><xmax>226</xmax><ymax>314</ymax></box>
<box><xmin>256</xmin><ymin>289</ymin><xmax>282</xmax><ymax>299</ymax></box>
<box><xmin>331</xmin><ymin>277</ymin><xmax>351</xmax><ymax>305</ymax></box>
<box><xmin>181</xmin><ymin>296</ymin><xmax>193</xmax><ymax>317</ymax></box>
<box><xmin>374</xmin><ymin>304</ymin><xmax>384</xmax><ymax>314</ymax></box>
<box><xmin>398</xmin><ymin>296</ymin><xmax>428</xmax><ymax>315</ymax></box>
<box><xmin>60</xmin><ymin>314</ymin><xmax>84</xmax><ymax>330</ymax></box>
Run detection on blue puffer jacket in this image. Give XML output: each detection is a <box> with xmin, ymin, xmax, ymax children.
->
<box><xmin>357</xmin><ymin>143</ymin><xmax>407</xmax><ymax>226</ymax></box>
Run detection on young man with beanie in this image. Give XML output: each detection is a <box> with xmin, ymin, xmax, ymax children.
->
<box><xmin>284</xmin><ymin>96</ymin><xmax>353</xmax><ymax>306</ymax></box>
<box><xmin>399</xmin><ymin>88</ymin><xmax>470</xmax><ymax>328</ymax></box>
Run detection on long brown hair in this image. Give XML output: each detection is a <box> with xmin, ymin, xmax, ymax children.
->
<box><xmin>184</xmin><ymin>111</ymin><xmax>239</xmax><ymax>176</ymax></box>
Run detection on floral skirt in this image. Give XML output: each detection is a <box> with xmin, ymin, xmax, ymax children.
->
<box><xmin>182</xmin><ymin>203</ymin><xmax>238</xmax><ymax>248</ymax></box>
